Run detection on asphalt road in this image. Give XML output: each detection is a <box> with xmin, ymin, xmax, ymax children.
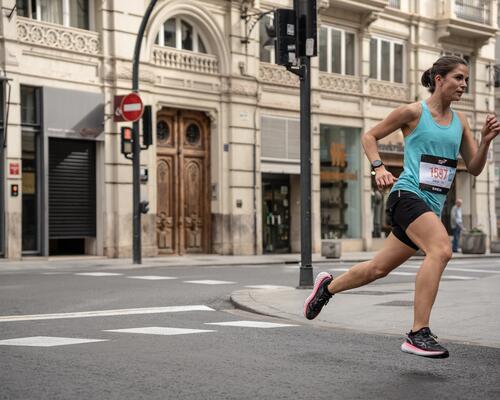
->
<box><xmin>1</xmin><ymin>258</ymin><xmax>500</xmax><ymax>399</ymax></box>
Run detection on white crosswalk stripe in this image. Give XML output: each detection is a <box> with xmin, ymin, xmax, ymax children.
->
<box><xmin>0</xmin><ymin>336</ymin><xmax>108</xmax><ymax>347</ymax></box>
<box><xmin>75</xmin><ymin>272</ymin><xmax>123</xmax><ymax>277</ymax></box>
<box><xmin>104</xmin><ymin>327</ymin><xmax>216</xmax><ymax>336</ymax></box>
<box><xmin>127</xmin><ymin>276</ymin><xmax>177</xmax><ymax>280</ymax></box>
<box><xmin>184</xmin><ymin>280</ymin><xmax>236</xmax><ymax>285</ymax></box>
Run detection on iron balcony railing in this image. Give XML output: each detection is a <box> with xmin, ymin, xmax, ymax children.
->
<box><xmin>455</xmin><ymin>0</ymin><xmax>491</xmax><ymax>24</ymax></box>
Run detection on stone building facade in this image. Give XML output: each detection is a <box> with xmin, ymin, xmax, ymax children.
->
<box><xmin>0</xmin><ymin>0</ymin><xmax>498</xmax><ymax>259</ymax></box>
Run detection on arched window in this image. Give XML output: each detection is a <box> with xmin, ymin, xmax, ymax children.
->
<box><xmin>155</xmin><ymin>18</ymin><xmax>208</xmax><ymax>54</ymax></box>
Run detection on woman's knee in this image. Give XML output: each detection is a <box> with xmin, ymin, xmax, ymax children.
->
<box><xmin>426</xmin><ymin>243</ymin><xmax>452</xmax><ymax>264</ymax></box>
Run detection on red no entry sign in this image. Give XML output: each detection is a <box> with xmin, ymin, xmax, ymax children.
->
<box><xmin>119</xmin><ymin>92</ymin><xmax>144</xmax><ymax>122</ymax></box>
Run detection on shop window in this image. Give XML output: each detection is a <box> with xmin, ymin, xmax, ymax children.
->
<box><xmin>320</xmin><ymin>125</ymin><xmax>361</xmax><ymax>239</ymax></box>
<box><xmin>155</xmin><ymin>17</ymin><xmax>209</xmax><ymax>54</ymax></box>
<box><xmin>370</xmin><ymin>37</ymin><xmax>405</xmax><ymax>83</ymax></box>
<box><xmin>319</xmin><ymin>26</ymin><xmax>356</xmax><ymax>75</ymax></box>
<box><xmin>17</xmin><ymin>0</ymin><xmax>90</xmax><ymax>30</ymax></box>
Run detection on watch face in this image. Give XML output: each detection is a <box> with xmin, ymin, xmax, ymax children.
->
<box><xmin>372</xmin><ymin>160</ymin><xmax>383</xmax><ymax>168</ymax></box>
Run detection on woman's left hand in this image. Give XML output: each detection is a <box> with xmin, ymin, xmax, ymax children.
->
<box><xmin>481</xmin><ymin>114</ymin><xmax>500</xmax><ymax>143</ymax></box>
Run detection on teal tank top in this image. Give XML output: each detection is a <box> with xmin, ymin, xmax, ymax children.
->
<box><xmin>391</xmin><ymin>101</ymin><xmax>463</xmax><ymax>216</ymax></box>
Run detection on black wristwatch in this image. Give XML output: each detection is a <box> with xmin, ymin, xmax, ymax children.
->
<box><xmin>371</xmin><ymin>159</ymin><xmax>384</xmax><ymax>171</ymax></box>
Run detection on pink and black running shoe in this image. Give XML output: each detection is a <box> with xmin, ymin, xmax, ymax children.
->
<box><xmin>401</xmin><ymin>327</ymin><xmax>449</xmax><ymax>358</ymax></box>
<box><xmin>303</xmin><ymin>272</ymin><xmax>333</xmax><ymax>320</ymax></box>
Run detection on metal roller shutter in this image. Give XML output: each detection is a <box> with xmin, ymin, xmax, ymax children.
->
<box><xmin>49</xmin><ymin>139</ymin><xmax>96</xmax><ymax>238</ymax></box>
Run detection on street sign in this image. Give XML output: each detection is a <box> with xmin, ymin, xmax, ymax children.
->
<box><xmin>117</xmin><ymin>92</ymin><xmax>144</xmax><ymax>122</ymax></box>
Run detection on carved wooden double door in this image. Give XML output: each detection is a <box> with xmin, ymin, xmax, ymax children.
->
<box><xmin>156</xmin><ymin>109</ymin><xmax>210</xmax><ymax>254</ymax></box>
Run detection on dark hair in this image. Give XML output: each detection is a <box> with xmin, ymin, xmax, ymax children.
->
<box><xmin>421</xmin><ymin>55</ymin><xmax>468</xmax><ymax>93</ymax></box>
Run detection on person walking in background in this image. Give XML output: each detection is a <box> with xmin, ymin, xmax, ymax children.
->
<box><xmin>303</xmin><ymin>55</ymin><xmax>500</xmax><ymax>359</ymax></box>
<box><xmin>450</xmin><ymin>199</ymin><xmax>464</xmax><ymax>252</ymax></box>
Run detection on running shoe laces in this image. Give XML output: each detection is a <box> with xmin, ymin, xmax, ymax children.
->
<box><xmin>401</xmin><ymin>327</ymin><xmax>449</xmax><ymax>358</ymax></box>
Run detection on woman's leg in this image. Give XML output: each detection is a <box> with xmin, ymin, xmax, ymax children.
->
<box><xmin>327</xmin><ymin>233</ymin><xmax>416</xmax><ymax>294</ymax></box>
<box><xmin>405</xmin><ymin>212</ymin><xmax>452</xmax><ymax>332</ymax></box>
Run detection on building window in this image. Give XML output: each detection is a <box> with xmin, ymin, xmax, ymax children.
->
<box><xmin>21</xmin><ymin>86</ymin><xmax>40</xmax><ymax>125</ymax></box>
<box><xmin>388</xmin><ymin>0</ymin><xmax>401</xmax><ymax>8</ymax></box>
<box><xmin>260</xmin><ymin>14</ymin><xmax>275</xmax><ymax>63</ymax></box>
<box><xmin>319</xmin><ymin>26</ymin><xmax>356</xmax><ymax>75</ymax></box>
<box><xmin>442</xmin><ymin>51</ymin><xmax>471</xmax><ymax>93</ymax></box>
<box><xmin>370</xmin><ymin>37</ymin><xmax>405</xmax><ymax>83</ymax></box>
<box><xmin>16</xmin><ymin>0</ymin><xmax>90</xmax><ymax>30</ymax></box>
<box><xmin>155</xmin><ymin>18</ymin><xmax>208</xmax><ymax>54</ymax></box>
<box><xmin>320</xmin><ymin>125</ymin><xmax>361</xmax><ymax>239</ymax></box>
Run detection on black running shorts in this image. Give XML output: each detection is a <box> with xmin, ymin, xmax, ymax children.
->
<box><xmin>385</xmin><ymin>190</ymin><xmax>432</xmax><ymax>250</ymax></box>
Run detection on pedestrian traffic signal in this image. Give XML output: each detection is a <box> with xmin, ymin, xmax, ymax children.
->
<box><xmin>121</xmin><ymin>126</ymin><xmax>133</xmax><ymax>156</ymax></box>
<box><xmin>294</xmin><ymin>0</ymin><xmax>317</xmax><ymax>57</ymax></box>
<box><xmin>274</xmin><ymin>9</ymin><xmax>297</xmax><ymax>66</ymax></box>
<box><xmin>142</xmin><ymin>105</ymin><xmax>153</xmax><ymax>148</ymax></box>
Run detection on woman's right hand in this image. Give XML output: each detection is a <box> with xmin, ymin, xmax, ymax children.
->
<box><xmin>374</xmin><ymin>166</ymin><xmax>397</xmax><ymax>190</ymax></box>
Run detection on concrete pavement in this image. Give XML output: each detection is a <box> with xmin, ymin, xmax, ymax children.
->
<box><xmin>231</xmin><ymin>262</ymin><xmax>500</xmax><ymax>349</ymax></box>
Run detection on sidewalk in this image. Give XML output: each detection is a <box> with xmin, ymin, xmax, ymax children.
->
<box><xmin>231</xmin><ymin>269</ymin><xmax>500</xmax><ymax>349</ymax></box>
<box><xmin>1</xmin><ymin>250</ymin><xmax>500</xmax><ymax>270</ymax></box>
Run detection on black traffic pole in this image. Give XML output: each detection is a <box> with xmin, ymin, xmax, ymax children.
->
<box><xmin>298</xmin><ymin>55</ymin><xmax>313</xmax><ymax>288</ymax></box>
<box><xmin>132</xmin><ymin>0</ymin><xmax>158</xmax><ymax>264</ymax></box>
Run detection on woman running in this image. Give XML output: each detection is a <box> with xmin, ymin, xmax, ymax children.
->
<box><xmin>304</xmin><ymin>55</ymin><xmax>500</xmax><ymax>359</ymax></box>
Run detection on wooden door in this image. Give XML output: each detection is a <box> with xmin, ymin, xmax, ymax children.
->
<box><xmin>156</xmin><ymin>109</ymin><xmax>210</xmax><ymax>254</ymax></box>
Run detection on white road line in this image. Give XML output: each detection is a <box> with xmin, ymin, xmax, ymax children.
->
<box><xmin>104</xmin><ymin>327</ymin><xmax>216</xmax><ymax>336</ymax></box>
<box><xmin>205</xmin><ymin>321</ymin><xmax>298</xmax><ymax>328</ymax></box>
<box><xmin>127</xmin><ymin>276</ymin><xmax>177</xmax><ymax>280</ymax></box>
<box><xmin>184</xmin><ymin>280</ymin><xmax>236</xmax><ymax>285</ymax></box>
<box><xmin>75</xmin><ymin>272</ymin><xmax>123</xmax><ymax>277</ymax></box>
<box><xmin>401</xmin><ymin>265</ymin><xmax>500</xmax><ymax>274</ymax></box>
<box><xmin>329</xmin><ymin>267</ymin><xmax>476</xmax><ymax>280</ymax></box>
<box><xmin>0</xmin><ymin>336</ymin><xmax>108</xmax><ymax>347</ymax></box>
<box><xmin>0</xmin><ymin>305</ymin><xmax>215</xmax><ymax>323</ymax></box>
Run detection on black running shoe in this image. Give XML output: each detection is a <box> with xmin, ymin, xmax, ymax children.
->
<box><xmin>401</xmin><ymin>327</ymin><xmax>449</xmax><ymax>358</ymax></box>
<box><xmin>303</xmin><ymin>272</ymin><xmax>333</xmax><ymax>320</ymax></box>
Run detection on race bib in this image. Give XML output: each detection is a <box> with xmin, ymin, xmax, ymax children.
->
<box><xmin>419</xmin><ymin>154</ymin><xmax>457</xmax><ymax>194</ymax></box>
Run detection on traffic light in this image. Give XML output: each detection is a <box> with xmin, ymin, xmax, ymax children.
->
<box><xmin>139</xmin><ymin>201</ymin><xmax>150</xmax><ymax>214</ymax></box>
<box><xmin>294</xmin><ymin>0</ymin><xmax>317</xmax><ymax>57</ymax></box>
<box><xmin>274</xmin><ymin>9</ymin><xmax>296</xmax><ymax>66</ymax></box>
<box><xmin>142</xmin><ymin>105</ymin><xmax>153</xmax><ymax>147</ymax></box>
<box><xmin>121</xmin><ymin>126</ymin><xmax>133</xmax><ymax>156</ymax></box>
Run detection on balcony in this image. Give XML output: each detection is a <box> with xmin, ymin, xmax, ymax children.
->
<box><xmin>258</xmin><ymin>63</ymin><xmax>299</xmax><ymax>87</ymax></box>
<box><xmin>152</xmin><ymin>46</ymin><xmax>219</xmax><ymax>75</ymax></box>
<box><xmin>325</xmin><ymin>0</ymin><xmax>389</xmax><ymax>26</ymax></box>
<box><xmin>16</xmin><ymin>17</ymin><xmax>100</xmax><ymax>55</ymax></box>
<box><xmin>319</xmin><ymin>73</ymin><xmax>362</xmax><ymax>95</ymax></box>
<box><xmin>437</xmin><ymin>0</ymin><xmax>497</xmax><ymax>44</ymax></box>
<box><xmin>368</xmin><ymin>80</ymin><xmax>409</xmax><ymax>102</ymax></box>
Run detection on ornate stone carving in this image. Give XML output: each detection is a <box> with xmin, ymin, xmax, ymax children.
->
<box><xmin>319</xmin><ymin>73</ymin><xmax>362</xmax><ymax>94</ymax></box>
<box><xmin>17</xmin><ymin>17</ymin><xmax>100</xmax><ymax>55</ymax></box>
<box><xmin>258</xmin><ymin>63</ymin><xmax>299</xmax><ymax>87</ymax></box>
<box><xmin>368</xmin><ymin>80</ymin><xmax>409</xmax><ymax>102</ymax></box>
<box><xmin>152</xmin><ymin>46</ymin><xmax>219</xmax><ymax>75</ymax></box>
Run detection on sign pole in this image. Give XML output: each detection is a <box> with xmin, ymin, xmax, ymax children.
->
<box><xmin>131</xmin><ymin>0</ymin><xmax>158</xmax><ymax>264</ymax></box>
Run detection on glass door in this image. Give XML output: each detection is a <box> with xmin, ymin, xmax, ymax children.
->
<box><xmin>262</xmin><ymin>174</ymin><xmax>290</xmax><ymax>254</ymax></box>
<box><xmin>22</xmin><ymin>131</ymin><xmax>39</xmax><ymax>253</ymax></box>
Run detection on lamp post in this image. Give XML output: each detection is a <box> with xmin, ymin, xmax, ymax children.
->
<box><xmin>131</xmin><ymin>0</ymin><xmax>158</xmax><ymax>264</ymax></box>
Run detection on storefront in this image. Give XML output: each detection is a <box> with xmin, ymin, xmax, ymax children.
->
<box><xmin>319</xmin><ymin>125</ymin><xmax>362</xmax><ymax>240</ymax></box>
<box><xmin>20</xmin><ymin>86</ymin><xmax>103</xmax><ymax>256</ymax></box>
